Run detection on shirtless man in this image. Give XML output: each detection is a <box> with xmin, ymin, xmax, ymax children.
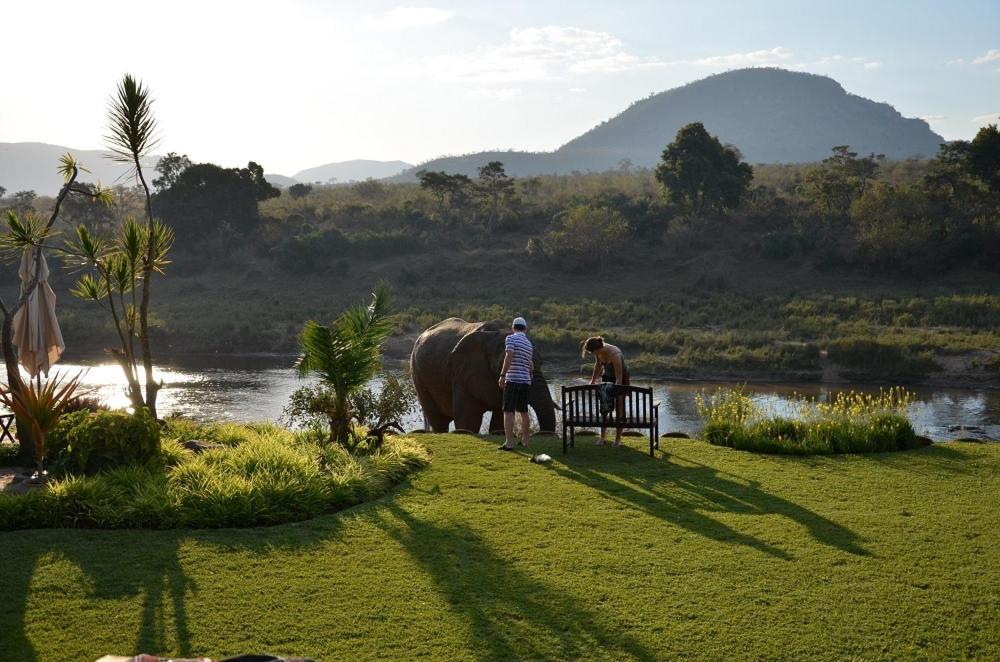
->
<box><xmin>581</xmin><ymin>336</ymin><xmax>630</xmax><ymax>447</ymax></box>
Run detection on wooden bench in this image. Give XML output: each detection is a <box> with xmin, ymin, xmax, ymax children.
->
<box><xmin>561</xmin><ymin>384</ymin><xmax>660</xmax><ymax>457</ymax></box>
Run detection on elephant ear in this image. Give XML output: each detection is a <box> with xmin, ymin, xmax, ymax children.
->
<box><xmin>448</xmin><ymin>325</ymin><xmax>507</xmax><ymax>381</ymax></box>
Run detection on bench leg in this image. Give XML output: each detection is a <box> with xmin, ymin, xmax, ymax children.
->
<box><xmin>562</xmin><ymin>426</ymin><xmax>568</xmax><ymax>454</ymax></box>
<box><xmin>649</xmin><ymin>426</ymin><xmax>655</xmax><ymax>457</ymax></box>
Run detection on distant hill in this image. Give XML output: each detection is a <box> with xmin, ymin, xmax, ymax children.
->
<box><xmin>264</xmin><ymin>173</ymin><xmax>298</xmax><ymax>188</ymax></box>
<box><xmin>0</xmin><ymin>142</ymin><xmax>158</xmax><ymax>196</ymax></box>
<box><xmin>392</xmin><ymin>68</ymin><xmax>945</xmax><ymax>181</ymax></box>
<box><xmin>292</xmin><ymin>159</ymin><xmax>412</xmax><ymax>184</ymax></box>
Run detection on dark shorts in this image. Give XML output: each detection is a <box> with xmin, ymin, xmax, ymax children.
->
<box><xmin>502</xmin><ymin>382</ymin><xmax>530</xmax><ymax>413</ymax></box>
<box><xmin>601</xmin><ymin>361</ymin><xmax>630</xmax><ymax>386</ymax></box>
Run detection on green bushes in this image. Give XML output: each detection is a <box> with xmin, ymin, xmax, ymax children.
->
<box><xmin>46</xmin><ymin>409</ymin><xmax>160</xmax><ymax>475</ymax></box>
<box><xmin>697</xmin><ymin>387</ymin><xmax>925</xmax><ymax>454</ymax></box>
<box><xmin>0</xmin><ymin>419</ymin><xmax>430</xmax><ymax>530</ymax></box>
<box><xmin>827</xmin><ymin>337</ymin><xmax>939</xmax><ymax>382</ymax></box>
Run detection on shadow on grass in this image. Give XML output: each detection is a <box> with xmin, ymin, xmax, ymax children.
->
<box><xmin>382</xmin><ymin>503</ymin><xmax>656</xmax><ymax>662</ymax></box>
<box><xmin>551</xmin><ymin>442</ymin><xmax>869</xmax><ymax>559</ymax></box>
<box><xmin>0</xmin><ymin>522</ymin><xmax>335</xmax><ymax>661</ymax></box>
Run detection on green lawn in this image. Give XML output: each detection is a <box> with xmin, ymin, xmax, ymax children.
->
<box><xmin>1</xmin><ymin>435</ymin><xmax>998</xmax><ymax>661</ymax></box>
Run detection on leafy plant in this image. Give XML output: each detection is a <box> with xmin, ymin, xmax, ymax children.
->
<box><xmin>696</xmin><ymin>387</ymin><xmax>923</xmax><ymax>454</ymax></box>
<box><xmin>0</xmin><ymin>372</ymin><xmax>83</xmax><ymax>474</ymax></box>
<box><xmin>295</xmin><ymin>284</ymin><xmax>395</xmax><ymax>446</ymax></box>
<box><xmin>46</xmin><ymin>408</ymin><xmax>160</xmax><ymax>475</ymax></box>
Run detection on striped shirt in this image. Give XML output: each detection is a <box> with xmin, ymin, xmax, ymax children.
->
<box><xmin>504</xmin><ymin>332</ymin><xmax>533</xmax><ymax>384</ymax></box>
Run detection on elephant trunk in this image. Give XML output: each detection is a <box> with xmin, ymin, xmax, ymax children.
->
<box><xmin>528</xmin><ymin>375</ymin><xmax>557</xmax><ymax>432</ymax></box>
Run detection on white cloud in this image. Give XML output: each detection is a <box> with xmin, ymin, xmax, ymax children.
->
<box><xmin>971</xmin><ymin>49</ymin><xmax>1000</xmax><ymax>64</ymax></box>
<box><xmin>466</xmin><ymin>87</ymin><xmax>522</xmax><ymax>101</ymax></box>
<box><xmin>920</xmin><ymin>115</ymin><xmax>946</xmax><ymax>122</ymax></box>
<box><xmin>972</xmin><ymin>113</ymin><xmax>1000</xmax><ymax>125</ymax></box>
<box><xmin>424</xmin><ymin>26</ymin><xmax>666</xmax><ymax>84</ymax></box>
<box><xmin>947</xmin><ymin>57</ymin><xmax>966</xmax><ymax>65</ymax></box>
<box><xmin>863</xmin><ymin>61</ymin><xmax>882</xmax><ymax>70</ymax></box>
<box><xmin>693</xmin><ymin>46</ymin><xmax>793</xmax><ymax>67</ymax></box>
<box><xmin>568</xmin><ymin>87</ymin><xmax>587</xmax><ymax>93</ymax></box>
<box><xmin>364</xmin><ymin>6</ymin><xmax>454</xmax><ymax>31</ymax></box>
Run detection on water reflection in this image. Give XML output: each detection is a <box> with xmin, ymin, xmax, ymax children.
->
<box><xmin>9</xmin><ymin>356</ymin><xmax>998</xmax><ymax>441</ymax></box>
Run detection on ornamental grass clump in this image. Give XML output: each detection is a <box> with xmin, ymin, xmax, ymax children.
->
<box><xmin>0</xmin><ymin>419</ymin><xmax>430</xmax><ymax>530</ymax></box>
<box><xmin>697</xmin><ymin>387</ymin><xmax>923</xmax><ymax>454</ymax></box>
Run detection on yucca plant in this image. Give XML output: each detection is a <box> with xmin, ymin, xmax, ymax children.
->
<box><xmin>0</xmin><ymin>372</ymin><xmax>83</xmax><ymax>477</ymax></box>
<box><xmin>63</xmin><ymin>74</ymin><xmax>173</xmax><ymax>418</ymax></box>
<box><xmin>295</xmin><ymin>284</ymin><xmax>394</xmax><ymax>446</ymax></box>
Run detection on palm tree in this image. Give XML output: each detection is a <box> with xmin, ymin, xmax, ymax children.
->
<box><xmin>295</xmin><ymin>285</ymin><xmax>394</xmax><ymax>446</ymax></box>
<box><xmin>104</xmin><ymin>74</ymin><xmax>171</xmax><ymax>419</ymax></box>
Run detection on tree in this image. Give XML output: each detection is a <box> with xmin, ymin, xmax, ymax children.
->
<box><xmin>0</xmin><ymin>154</ymin><xmax>111</xmax><ymax>465</ymax></box>
<box><xmin>154</xmin><ymin>161</ymin><xmax>280</xmax><ymax>237</ymax></box>
<box><xmin>288</xmin><ymin>183</ymin><xmax>313</xmax><ymax>199</ymax></box>
<box><xmin>152</xmin><ymin>152</ymin><xmax>192</xmax><ymax>191</ymax></box>
<box><xmin>526</xmin><ymin>204</ymin><xmax>630</xmax><ymax>271</ymax></box>
<box><xmin>477</xmin><ymin>161</ymin><xmax>515</xmax><ymax>228</ymax></box>
<box><xmin>60</xmin><ymin>182</ymin><xmax>118</xmax><ymax>232</ymax></box>
<box><xmin>101</xmin><ymin>73</ymin><xmax>173</xmax><ymax>419</ymax></box>
<box><xmin>418</xmin><ymin>170</ymin><xmax>472</xmax><ymax>219</ymax></box>
<box><xmin>12</xmin><ymin>190</ymin><xmax>37</xmax><ymax>214</ymax></box>
<box><xmin>655</xmin><ymin>122</ymin><xmax>753</xmax><ymax>216</ymax></box>
<box><xmin>803</xmin><ymin>146</ymin><xmax>882</xmax><ymax>216</ymax></box>
<box><xmin>294</xmin><ymin>285</ymin><xmax>393</xmax><ymax>446</ymax></box>
<box><xmin>969</xmin><ymin>123</ymin><xmax>1000</xmax><ymax>193</ymax></box>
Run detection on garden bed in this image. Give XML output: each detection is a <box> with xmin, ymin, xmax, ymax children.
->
<box><xmin>0</xmin><ymin>419</ymin><xmax>430</xmax><ymax>530</ymax></box>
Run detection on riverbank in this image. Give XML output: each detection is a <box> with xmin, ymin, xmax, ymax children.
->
<box><xmin>1</xmin><ymin>434</ymin><xmax>997</xmax><ymax>659</ymax></box>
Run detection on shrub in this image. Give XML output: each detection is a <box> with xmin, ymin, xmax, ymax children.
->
<box><xmin>0</xmin><ymin>427</ymin><xmax>430</xmax><ymax>530</ymax></box>
<box><xmin>827</xmin><ymin>337</ymin><xmax>939</xmax><ymax>382</ymax></box>
<box><xmin>697</xmin><ymin>387</ymin><xmax>922</xmax><ymax>454</ymax></box>
<box><xmin>46</xmin><ymin>409</ymin><xmax>161</xmax><ymax>475</ymax></box>
<box><xmin>527</xmin><ymin>204</ymin><xmax>630</xmax><ymax>271</ymax></box>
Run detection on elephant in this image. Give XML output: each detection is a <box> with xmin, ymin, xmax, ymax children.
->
<box><xmin>410</xmin><ymin>318</ymin><xmax>557</xmax><ymax>434</ymax></box>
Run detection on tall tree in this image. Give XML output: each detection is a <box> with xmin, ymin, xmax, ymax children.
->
<box><xmin>969</xmin><ymin>123</ymin><xmax>1000</xmax><ymax>193</ymax></box>
<box><xmin>803</xmin><ymin>145</ymin><xmax>882</xmax><ymax>215</ymax></box>
<box><xmin>152</xmin><ymin>152</ymin><xmax>192</xmax><ymax>191</ymax></box>
<box><xmin>477</xmin><ymin>161</ymin><xmax>515</xmax><ymax>228</ymax></box>
<box><xmin>655</xmin><ymin>122</ymin><xmax>753</xmax><ymax>216</ymax></box>
<box><xmin>154</xmin><ymin>161</ymin><xmax>280</xmax><ymax>237</ymax></box>
<box><xmin>104</xmin><ymin>73</ymin><xmax>172</xmax><ymax>419</ymax></box>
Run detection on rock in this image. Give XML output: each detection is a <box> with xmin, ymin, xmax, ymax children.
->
<box><xmin>407</xmin><ymin>428</ymin><xmax>430</xmax><ymax>434</ymax></box>
<box><xmin>531</xmin><ymin>453</ymin><xmax>553</xmax><ymax>464</ymax></box>
<box><xmin>661</xmin><ymin>431</ymin><xmax>691</xmax><ymax>439</ymax></box>
<box><xmin>182</xmin><ymin>439</ymin><xmax>225</xmax><ymax>454</ymax></box>
<box><xmin>622</xmin><ymin>430</ymin><xmax>644</xmax><ymax>437</ymax></box>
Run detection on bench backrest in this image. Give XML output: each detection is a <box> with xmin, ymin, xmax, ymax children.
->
<box><xmin>561</xmin><ymin>384</ymin><xmax>655</xmax><ymax>425</ymax></box>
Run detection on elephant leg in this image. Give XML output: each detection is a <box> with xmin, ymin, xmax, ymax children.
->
<box><xmin>487</xmin><ymin>409</ymin><xmax>505</xmax><ymax>435</ymax></box>
<box><xmin>452</xmin><ymin>387</ymin><xmax>486</xmax><ymax>433</ymax></box>
<box><xmin>424</xmin><ymin>409</ymin><xmax>452</xmax><ymax>433</ymax></box>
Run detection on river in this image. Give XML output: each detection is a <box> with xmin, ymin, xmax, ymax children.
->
<box><xmin>28</xmin><ymin>354</ymin><xmax>997</xmax><ymax>441</ymax></box>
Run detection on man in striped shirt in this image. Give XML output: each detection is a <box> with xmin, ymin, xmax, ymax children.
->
<box><xmin>497</xmin><ymin>316</ymin><xmax>534</xmax><ymax>450</ymax></box>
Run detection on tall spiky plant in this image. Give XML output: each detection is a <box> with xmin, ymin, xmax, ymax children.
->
<box><xmin>295</xmin><ymin>285</ymin><xmax>394</xmax><ymax>446</ymax></box>
<box><xmin>0</xmin><ymin>372</ymin><xmax>82</xmax><ymax>475</ymax></box>
<box><xmin>103</xmin><ymin>74</ymin><xmax>170</xmax><ymax>418</ymax></box>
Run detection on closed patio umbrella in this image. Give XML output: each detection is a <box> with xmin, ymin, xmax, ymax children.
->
<box><xmin>12</xmin><ymin>247</ymin><xmax>65</xmax><ymax>378</ymax></box>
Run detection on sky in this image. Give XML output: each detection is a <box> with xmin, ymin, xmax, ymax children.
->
<box><xmin>1</xmin><ymin>0</ymin><xmax>998</xmax><ymax>175</ymax></box>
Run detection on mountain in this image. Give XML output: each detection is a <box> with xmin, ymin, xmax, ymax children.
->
<box><xmin>0</xmin><ymin>142</ymin><xmax>159</xmax><ymax>196</ymax></box>
<box><xmin>393</xmin><ymin>68</ymin><xmax>945</xmax><ymax>180</ymax></box>
<box><xmin>292</xmin><ymin>159</ymin><xmax>412</xmax><ymax>184</ymax></box>
<box><xmin>264</xmin><ymin>173</ymin><xmax>299</xmax><ymax>188</ymax></box>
